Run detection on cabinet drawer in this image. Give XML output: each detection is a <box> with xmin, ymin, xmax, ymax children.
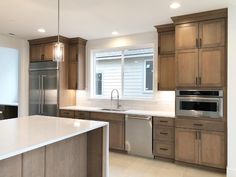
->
<box><xmin>153</xmin><ymin>117</ymin><xmax>174</xmax><ymax>127</ymax></box>
<box><xmin>154</xmin><ymin>141</ymin><xmax>174</xmax><ymax>159</ymax></box>
<box><xmin>175</xmin><ymin>118</ymin><xmax>224</xmax><ymax>132</ymax></box>
<box><xmin>154</xmin><ymin>126</ymin><xmax>174</xmax><ymax>141</ymax></box>
<box><xmin>60</xmin><ymin>110</ymin><xmax>75</xmax><ymax>118</ymax></box>
<box><xmin>90</xmin><ymin>112</ymin><xmax>124</xmax><ymax>122</ymax></box>
<box><xmin>75</xmin><ymin>111</ymin><xmax>90</xmax><ymax>119</ymax></box>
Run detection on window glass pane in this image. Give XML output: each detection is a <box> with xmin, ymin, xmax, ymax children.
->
<box><xmin>93</xmin><ymin>47</ymin><xmax>153</xmax><ymax>99</ymax></box>
<box><xmin>96</xmin><ymin>73</ymin><xmax>102</xmax><ymax>95</ymax></box>
<box><xmin>123</xmin><ymin>56</ymin><xmax>153</xmax><ymax>99</ymax></box>
<box><xmin>145</xmin><ymin>60</ymin><xmax>153</xmax><ymax>91</ymax></box>
<box><xmin>95</xmin><ymin>57</ymin><xmax>122</xmax><ymax>97</ymax></box>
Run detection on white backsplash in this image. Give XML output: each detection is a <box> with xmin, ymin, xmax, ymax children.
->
<box><xmin>76</xmin><ymin>90</ymin><xmax>175</xmax><ymax>112</ymax></box>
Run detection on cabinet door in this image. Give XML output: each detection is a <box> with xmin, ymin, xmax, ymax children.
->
<box><xmin>78</xmin><ymin>43</ymin><xmax>86</xmax><ymax>90</ymax></box>
<box><xmin>199</xmin><ymin>19</ymin><xmax>226</xmax><ymax>48</ymax></box>
<box><xmin>176</xmin><ymin>49</ymin><xmax>199</xmax><ymax>87</ymax></box>
<box><xmin>175</xmin><ymin>128</ymin><xmax>198</xmax><ymax>164</ymax></box>
<box><xmin>176</xmin><ymin>23</ymin><xmax>199</xmax><ymax>50</ymax></box>
<box><xmin>30</xmin><ymin>44</ymin><xmax>43</xmax><ymax>62</ymax></box>
<box><xmin>199</xmin><ymin>131</ymin><xmax>226</xmax><ymax>169</ymax></box>
<box><xmin>109</xmin><ymin>120</ymin><xmax>125</xmax><ymax>150</ymax></box>
<box><xmin>69</xmin><ymin>43</ymin><xmax>78</xmax><ymax>62</ymax></box>
<box><xmin>199</xmin><ymin>47</ymin><xmax>225</xmax><ymax>87</ymax></box>
<box><xmin>158</xmin><ymin>55</ymin><xmax>175</xmax><ymax>90</ymax></box>
<box><xmin>43</xmin><ymin>43</ymin><xmax>54</xmax><ymax>61</ymax></box>
<box><xmin>68</xmin><ymin>62</ymin><xmax>78</xmax><ymax>89</ymax></box>
<box><xmin>159</xmin><ymin>31</ymin><xmax>175</xmax><ymax>55</ymax></box>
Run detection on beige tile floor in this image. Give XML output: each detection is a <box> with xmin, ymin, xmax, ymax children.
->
<box><xmin>110</xmin><ymin>152</ymin><xmax>226</xmax><ymax>177</ymax></box>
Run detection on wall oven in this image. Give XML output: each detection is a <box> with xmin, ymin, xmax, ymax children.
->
<box><xmin>175</xmin><ymin>90</ymin><xmax>223</xmax><ymax>118</ymax></box>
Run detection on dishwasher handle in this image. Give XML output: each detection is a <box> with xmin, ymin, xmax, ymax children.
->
<box><xmin>126</xmin><ymin>115</ymin><xmax>152</xmax><ymax>121</ymax></box>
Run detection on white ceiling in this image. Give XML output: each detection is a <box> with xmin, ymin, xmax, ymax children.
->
<box><xmin>0</xmin><ymin>0</ymin><xmax>233</xmax><ymax>40</ymax></box>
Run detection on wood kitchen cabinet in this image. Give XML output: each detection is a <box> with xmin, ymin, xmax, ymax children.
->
<box><xmin>175</xmin><ymin>128</ymin><xmax>198</xmax><ymax>164</ymax></box>
<box><xmin>68</xmin><ymin>38</ymin><xmax>87</xmax><ymax>90</ymax></box>
<box><xmin>175</xmin><ymin>118</ymin><xmax>226</xmax><ymax>169</ymax></box>
<box><xmin>172</xmin><ymin>9</ymin><xmax>227</xmax><ymax>88</ymax></box>
<box><xmin>153</xmin><ymin>117</ymin><xmax>175</xmax><ymax>160</ymax></box>
<box><xmin>155</xmin><ymin>24</ymin><xmax>176</xmax><ymax>90</ymax></box>
<box><xmin>29</xmin><ymin>36</ymin><xmax>69</xmax><ymax>62</ymax></box>
<box><xmin>90</xmin><ymin>112</ymin><xmax>125</xmax><ymax>150</ymax></box>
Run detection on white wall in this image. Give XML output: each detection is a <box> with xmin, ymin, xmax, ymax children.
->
<box><xmin>0</xmin><ymin>34</ymin><xmax>29</xmax><ymax>116</ymax></box>
<box><xmin>76</xmin><ymin>32</ymin><xmax>175</xmax><ymax>112</ymax></box>
<box><xmin>0</xmin><ymin>47</ymin><xmax>19</xmax><ymax>105</ymax></box>
<box><xmin>227</xmin><ymin>4</ymin><xmax>236</xmax><ymax>177</ymax></box>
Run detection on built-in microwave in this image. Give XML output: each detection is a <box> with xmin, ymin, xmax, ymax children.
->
<box><xmin>175</xmin><ymin>90</ymin><xmax>223</xmax><ymax>118</ymax></box>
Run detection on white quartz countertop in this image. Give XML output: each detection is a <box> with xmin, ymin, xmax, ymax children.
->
<box><xmin>0</xmin><ymin>115</ymin><xmax>108</xmax><ymax>161</ymax></box>
<box><xmin>60</xmin><ymin>106</ymin><xmax>175</xmax><ymax>118</ymax></box>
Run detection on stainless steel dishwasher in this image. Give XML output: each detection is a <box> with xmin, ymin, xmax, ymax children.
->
<box><xmin>125</xmin><ymin>114</ymin><xmax>154</xmax><ymax>158</ymax></box>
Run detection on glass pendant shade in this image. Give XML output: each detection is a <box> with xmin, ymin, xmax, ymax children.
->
<box><xmin>53</xmin><ymin>42</ymin><xmax>64</xmax><ymax>62</ymax></box>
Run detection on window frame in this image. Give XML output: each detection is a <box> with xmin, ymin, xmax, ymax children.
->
<box><xmin>90</xmin><ymin>45</ymin><xmax>155</xmax><ymax>100</ymax></box>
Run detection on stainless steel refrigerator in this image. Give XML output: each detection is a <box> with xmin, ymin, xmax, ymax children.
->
<box><xmin>29</xmin><ymin>61</ymin><xmax>59</xmax><ymax>116</ymax></box>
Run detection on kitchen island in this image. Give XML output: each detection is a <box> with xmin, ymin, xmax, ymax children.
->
<box><xmin>0</xmin><ymin>115</ymin><xmax>109</xmax><ymax>177</ymax></box>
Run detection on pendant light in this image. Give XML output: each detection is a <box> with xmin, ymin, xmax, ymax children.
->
<box><xmin>53</xmin><ymin>0</ymin><xmax>64</xmax><ymax>62</ymax></box>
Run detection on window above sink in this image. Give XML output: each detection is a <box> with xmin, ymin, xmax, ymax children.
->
<box><xmin>91</xmin><ymin>46</ymin><xmax>154</xmax><ymax>100</ymax></box>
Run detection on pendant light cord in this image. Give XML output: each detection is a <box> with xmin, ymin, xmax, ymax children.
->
<box><xmin>57</xmin><ymin>0</ymin><xmax>60</xmax><ymax>43</ymax></box>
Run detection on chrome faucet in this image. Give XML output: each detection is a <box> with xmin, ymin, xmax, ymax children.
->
<box><xmin>111</xmin><ymin>89</ymin><xmax>121</xmax><ymax>109</ymax></box>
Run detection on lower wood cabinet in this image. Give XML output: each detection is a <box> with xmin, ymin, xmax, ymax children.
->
<box><xmin>175</xmin><ymin>127</ymin><xmax>226</xmax><ymax>169</ymax></box>
<box><xmin>153</xmin><ymin>117</ymin><xmax>174</xmax><ymax>160</ymax></box>
<box><xmin>90</xmin><ymin>112</ymin><xmax>125</xmax><ymax>150</ymax></box>
<box><xmin>59</xmin><ymin>110</ymin><xmax>75</xmax><ymax>118</ymax></box>
<box><xmin>175</xmin><ymin>128</ymin><xmax>198</xmax><ymax>164</ymax></box>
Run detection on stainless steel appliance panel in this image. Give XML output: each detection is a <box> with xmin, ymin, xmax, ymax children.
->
<box><xmin>125</xmin><ymin>115</ymin><xmax>154</xmax><ymax>158</ymax></box>
<box><xmin>29</xmin><ymin>62</ymin><xmax>59</xmax><ymax>116</ymax></box>
<box><xmin>175</xmin><ymin>90</ymin><xmax>223</xmax><ymax>118</ymax></box>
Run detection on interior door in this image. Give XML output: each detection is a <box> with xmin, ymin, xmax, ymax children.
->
<box><xmin>29</xmin><ymin>71</ymin><xmax>41</xmax><ymax>115</ymax></box>
<box><xmin>41</xmin><ymin>70</ymin><xmax>58</xmax><ymax>116</ymax></box>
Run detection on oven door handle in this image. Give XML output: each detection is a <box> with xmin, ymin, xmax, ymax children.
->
<box><xmin>176</xmin><ymin>97</ymin><xmax>222</xmax><ymax>102</ymax></box>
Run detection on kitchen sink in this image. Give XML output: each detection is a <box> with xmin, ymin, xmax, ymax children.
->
<box><xmin>100</xmin><ymin>108</ymin><xmax>127</xmax><ymax>112</ymax></box>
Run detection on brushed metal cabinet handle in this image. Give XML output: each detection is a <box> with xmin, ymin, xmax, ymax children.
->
<box><xmin>196</xmin><ymin>39</ymin><xmax>199</xmax><ymax>48</ymax></box>
<box><xmin>160</xmin><ymin>148</ymin><xmax>168</xmax><ymax>151</ymax></box>
<box><xmin>160</xmin><ymin>132</ymin><xmax>168</xmax><ymax>135</ymax></box>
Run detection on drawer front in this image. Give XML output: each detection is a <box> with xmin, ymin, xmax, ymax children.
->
<box><xmin>75</xmin><ymin>111</ymin><xmax>90</xmax><ymax>119</ymax></box>
<box><xmin>60</xmin><ymin>110</ymin><xmax>75</xmax><ymax>118</ymax></box>
<box><xmin>154</xmin><ymin>141</ymin><xmax>174</xmax><ymax>159</ymax></box>
<box><xmin>175</xmin><ymin>118</ymin><xmax>224</xmax><ymax>132</ymax></box>
<box><xmin>153</xmin><ymin>117</ymin><xmax>174</xmax><ymax>127</ymax></box>
<box><xmin>90</xmin><ymin>112</ymin><xmax>124</xmax><ymax>122</ymax></box>
<box><xmin>154</xmin><ymin>125</ymin><xmax>174</xmax><ymax>141</ymax></box>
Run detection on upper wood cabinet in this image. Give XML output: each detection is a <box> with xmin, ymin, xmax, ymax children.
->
<box><xmin>172</xmin><ymin>9</ymin><xmax>227</xmax><ymax>88</ymax></box>
<box><xmin>176</xmin><ymin>23</ymin><xmax>199</xmax><ymax>50</ymax></box>
<box><xmin>30</xmin><ymin>44</ymin><xmax>43</xmax><ymax>62</ymax></box>
<box><xmin>199</xmin><ymin>19</ymin><xmax>226</xmax><ymax>48</ymax></box>
<box><xmin>29</xmin><ymin>36</ymin><xmax>69</xmax><ymax>62</ymax></box>
<box><xmin>156</xmin><ymin>24</ymin><xmax>176</xmax><ymax>90</ymax></box>
<box><xmin>68</xmin><ymin>38</ymin><xmax>87</xmax><ymax>90</ymax></box>
<box><xmin>199</xmin><ymin>47</ymin><xmax>225</xmax><ymax>87</ymax></box>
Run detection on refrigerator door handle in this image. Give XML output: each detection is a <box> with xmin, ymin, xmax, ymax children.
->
<box><xmin>38</xmin><ymin>75</ymin><xmax>41</xmax><ymax>114</ymax></box>
<box><xmin>41</xmin><ymin>75</ymin><xmax>47</xmax><ymax>114</ymax></box>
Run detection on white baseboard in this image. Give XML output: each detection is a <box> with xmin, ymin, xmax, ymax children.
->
<box><xmin>227</xmin><ymin>167</ymin><xmax>236</xmax><ymax>177</ymax></box>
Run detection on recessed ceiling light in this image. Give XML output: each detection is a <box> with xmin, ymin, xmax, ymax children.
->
<box><xmin>170</xmin><ymin>2</ymin><xmax>181</xmax><ymax>9</ymax></box>
<box><xmin>112</xmin><ymin>31</ymin><xmax>119</xmax><ymax>35</ymax></box>
<box><xmin>38</xmin><ymin>28</ymin><xmax>46</xmax><ymax>33</ymax></box>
